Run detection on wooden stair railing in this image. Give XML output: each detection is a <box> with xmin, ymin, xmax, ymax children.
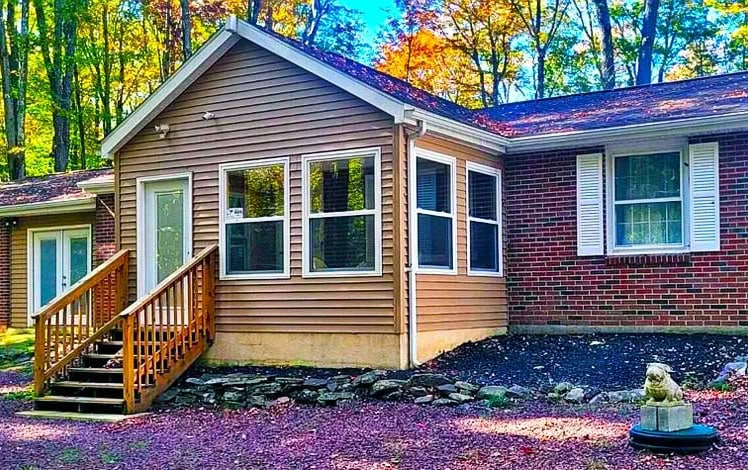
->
<box><xmin>33</xmin><ymin>250</ymin><xmax>130</xmax><ymax>396</ymax></box>
<box><xmin>120</xmin><ymin>244</ymin><xmax>217</xmax><ymax>413</ymax></box>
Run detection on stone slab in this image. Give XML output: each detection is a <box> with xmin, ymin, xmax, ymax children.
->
<box><xmin>640</xmin><ymin>404</ymin><xmax>693</xmax><ymax>432</ymax></box>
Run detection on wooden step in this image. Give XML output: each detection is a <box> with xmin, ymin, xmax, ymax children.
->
<box><xmin>52</xmin><ymin>381</ymin><xmax>124</xmax><ymax>389</ymax></box>
<box><xmin>83</xmin><ymin>353</ymin><xmax>117</xmax><ymax>360</ymax></box>
<box><xmin>35</xmin><ymin>396</ymin><xmax>124</xmax><ymax>406</ymax></box>
<box><xmin>69</xmin><ymin>367</ymin><xmax>123</xmax><ymax>374</ymax></box>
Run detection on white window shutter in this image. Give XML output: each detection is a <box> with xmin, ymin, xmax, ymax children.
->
<box><xmin>689</xmin><ymin>142</ymin><xmax>720</xmax><ymax>252</ymax></box>
<box><xmin>576</xmin><ymin>153</ymin><xmax>604</xmax><ymax>256</ymax></box>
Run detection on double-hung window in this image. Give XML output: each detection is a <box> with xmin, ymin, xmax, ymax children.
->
<box><xmin>303</xmin><ymin>148</ymin><xmax>381</xmax><ymax>276</ymax></box>
<box><xmin>220</xmin><ymin>158</ymin><xmax>289</xmax><ymax>278</ymax></box>
<box><xmin>612</xmin><ymin>151</ymin><xmax>684</xmax><ymax>252</ymax></box>
<box><xmin>415</xmin><ymin>150</ymin><xmax>456</xmax><ymax>273</ymax></box>
<box><xmin>467</xmin><ymin>163</ymin><xmax>502</xmax><ymax>276</ymax></box>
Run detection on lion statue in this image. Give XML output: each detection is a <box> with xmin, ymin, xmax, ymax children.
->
<box><xmin>644</xmin><ymin>363</ymin><xmax>684</xmax><ymax>405</ymax></box>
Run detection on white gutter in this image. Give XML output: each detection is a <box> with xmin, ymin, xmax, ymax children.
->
<box><xmin>0</xmin><ymin>197</ymin><xmax>97</xmax><ymax>217</ymax></box>
<box><xmin>76</xmin><ymin>179</ymin><xmax>115</xmax><ymax>195</ymax></box>
<box><xmin>406</xmin><ymin>120</ymin><xmax>428</xmax><ymax>367</ymax></box>
<box><xmin>507</xmin><ymin>111</ymin><xmax>748</xmax><ymax>153</ymax></box>
<box><xmin>411</xmin><ymin>109</ymin><xmax>509</xmax><ymax>154</ymax></box>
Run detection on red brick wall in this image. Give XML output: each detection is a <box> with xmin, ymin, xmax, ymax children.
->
<box><xmin>0</xmin><ymin>219</ymin><xmax>10</xmax><ymax>332</ymax></box>
<box><xmin>504</xmin><ymin>132</ymin><xmax>748</xmax><ymax>329</ymax></box>
<box><xmin>94</xmin><ymin>193</ymin><xmax>116</xmax><ymax>265</ymax></box>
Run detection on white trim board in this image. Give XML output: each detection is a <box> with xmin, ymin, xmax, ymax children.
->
<box><xmin>77</xmin><ymin>179</ymin><xmax>115</xmax><ymax>195</ymax></box>
<box><xmin>0</xmin><ymin>197</ymin><xmax>97</xmax><ymax>217</ymax></box>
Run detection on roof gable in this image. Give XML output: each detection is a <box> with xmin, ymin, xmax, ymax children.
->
<box><xmin>101</xmin><ymin>17</ymin><xmax>508</xmax><ymax>158</ymax></box>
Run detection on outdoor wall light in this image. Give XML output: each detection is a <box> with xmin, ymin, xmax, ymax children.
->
<box><xmin>154</xmin><ymin>123</ymin><xmax>170</xmax><ymax>139</ymax></box>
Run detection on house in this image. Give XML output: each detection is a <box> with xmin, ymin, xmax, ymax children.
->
<box><xmin>5</xmin><ymin>16</ymin><xmax>748</xmax><ymax>414</ymax></box>
<box><xmin>0</xmin><ymin>169</ymin><xmax>115</xmax><ymax>331</ymax></box>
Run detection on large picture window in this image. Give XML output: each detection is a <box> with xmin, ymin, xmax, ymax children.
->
<box><xmin>220</xmin><ymin>158</ymin><xmax>289</xmax><ymax>278</ymax></box>
<box><xmin>467</xmin><ymin>163</ymin><xmax>502</xmax><ymax>276</ymax></box>
<box><xmin>303</xmin><ymin>148</ymin><xmax>381</xmax><ymax>276</ymax></box>
<box><xmin>415</xmin><ymin>151</ymin><xmax>456</xmax><ymax>272</ymax></box>
<box><xmin>612</xmin><ymin>151</ymin><xmax>684</xmax><ymax>250</ymax></box>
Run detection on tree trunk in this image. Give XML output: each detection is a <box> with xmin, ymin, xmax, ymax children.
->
<box><xmin>636</xmin><ymin>0</ymin><xmax>660</xmax><ymax>85</ymax></box>
<box><xmin>73</xmin><ymin>64</ymin><xmax>85</xmax><ymax>170</ymax></box>
<box><xmin>593</xmin><ymin>0</ymin><xmax>615</xmax><ymax>89</ymax></box>
<box><xmin>247</xmin><ymin>0</ymin><xmax>262</xmax><ymax>24</ymax></box>
<box><xmin>33</xmin><ymin>0</ymin><xmax>78</xmax><ymax>173</ymax></box>
<box><xmin>0</xmin><ymin>0</ymin><xmax>29</xmax><ymax>180</ymax></box>
<box><xmin>180</xmin><ymin>0</ymin><xmax>191</xmax><ymax>60</ymax></box>
<box><xmin>536</xmin><ymin>49</ymin><xmax>546</xmax><ymax>99</ymax></box>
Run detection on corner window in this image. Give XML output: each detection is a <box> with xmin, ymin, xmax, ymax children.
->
<box><xmin>220</xmin><ymin>158</ymin><xmax>289</xmax><ymax>278</ymax></box>
<box><xmin>304</xmin><ymin>148</ymin><xmax>381</xmax><ymax>276</ymax></box>
<box><xmin>612</xmin><ymin>151</ymin><xmax>684</xmax><ymax>251</ymax></box>
<box><xmin>415</xmin><ymin>151</ymin><xmax>456</xmax><ymax>272</ymax></box>
<box><xmin>467</xmin><ymin>163</ymin><xmax>502</xmax><ymax>276</ymax></box>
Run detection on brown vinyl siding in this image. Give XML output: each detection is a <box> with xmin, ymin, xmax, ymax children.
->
<box><xmin>117</xmin><ymin>40</ymin><xmax>397</xmax><ymax>335</ymax></box>
<box><xmin>10</xmin><ymin>212</ymin><xmax>95</xmax><ymax>328</ymax></box>
<box><xmin>413</xmin><ymin>136</ymin><xmax>507</xmax><ymax>332</ymax></box>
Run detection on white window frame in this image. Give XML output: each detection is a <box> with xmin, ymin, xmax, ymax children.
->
<box><xmin>606</xmin><ymin>147</ymin><xmax>689</xmax><ymax>255</ymax></box>
<box><xmin>414</xmin><ymin>148</ymin><xmax>458</xmax><ymax>275</ymax></box>
<box><xmin>218</xmin><ymin>158</ymin><xmax>290</xmax><ymax>280</ymax></box>
<box><xmin>466</xmin><ymin>162</ymin><xmax>503</xmax><ymax>277</ymax></box>
<box><xmin>301</xmin><ymin>147</ymin><xmax>382</xmax><ymax>278</ymax></box>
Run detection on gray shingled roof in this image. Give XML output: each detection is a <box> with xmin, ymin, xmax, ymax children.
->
<box><xmin>0</xmin><ymin>169</ymin><xmax>113</xmax><ymax>209</ymax></box>
<box><xmin>483</xmin><ymin>72</ymin><xmax>748</xmax><ymax>137</ymax></box>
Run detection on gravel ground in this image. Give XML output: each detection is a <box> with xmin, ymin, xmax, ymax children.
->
<box><xmin>420</xmin><ymin>334</ymin><xmax>747</xmax><ymax>389</ymax></box>
<box><xmin>2</xmin><ymin>382</ymin><xmax>747</xmax><ymax>470</ymax></box>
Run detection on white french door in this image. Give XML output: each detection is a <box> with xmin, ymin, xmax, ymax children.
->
<box><xmin>138</xmin><ymin>177</ymin><xmax>191</xmax><ymax>297</ymax></box>
<box><xmin>30</xmin><ymin>227</ymin><xmax>92</xmax><ymax>319</ymax></box>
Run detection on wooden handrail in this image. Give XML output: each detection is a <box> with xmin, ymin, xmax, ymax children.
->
<box><xmin>121</xmin><ymin>244</ymin><xmax>217</xmax><ymax>413</ymax></box>
<box><xmin>32</xmin><ymin>250</ymin><xmax>130</xmax><ymax>321</ymax></box>
<box><xmin>33</xmin><ymin>250</ymin><xmax>130</xmax><ymax>396</ymax></box>
<box><xmin>119</xmin><ymin>245</ymin><xmax>217</xmax><ymax>319</ymax></box>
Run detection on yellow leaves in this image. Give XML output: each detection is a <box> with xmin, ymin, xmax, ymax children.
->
<box><xmin>705</xmin><ymin>0</ymin><xmax>748</xmax><ymax>15</ymax></box>
<box><xmin>375</xmin><ymin>28</ymin><xmax>484</xmax><ymax>107</ymax></box>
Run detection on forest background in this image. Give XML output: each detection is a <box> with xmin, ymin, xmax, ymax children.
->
<box><xmin>0</xmin><ymin>0</ymin><xmax>743</xmax><ymax>180</ymax></box>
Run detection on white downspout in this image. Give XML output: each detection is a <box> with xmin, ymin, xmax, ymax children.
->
<box><xmin>406</xmin><ymin>120</ymin><xmax>427</xmax><ymax>368</ymax></box>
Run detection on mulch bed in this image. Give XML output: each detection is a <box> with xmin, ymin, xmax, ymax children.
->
<box><xmin>191</xmin><ymin>334</ymin><xmax>746</xmax><ymax>392</ymax></box>
<box><xmin>419</xmin><ymin>334</ymin><xmax>747</xmax><ymax>390</ymax></box>
<box><xmin>2</xmin><ymin>337</ymin><xmax>748</xmax><ymax>469</ymax></box>
<box><xmin>2</xmin><ymin>385</ymin><xmax>747</xmax><ymax>469</ymax></box>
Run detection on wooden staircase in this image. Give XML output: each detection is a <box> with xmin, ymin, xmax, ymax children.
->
<box><xmin>31</xmin><ymin>246</ymin><xmax>217</xmax><ymax>416</ymax></box>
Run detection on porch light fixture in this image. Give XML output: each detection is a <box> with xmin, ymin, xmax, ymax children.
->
<box><xmin>154</xmin><ymin>123</ymin><xmax>170</xmax><ymax>139</ymax></box>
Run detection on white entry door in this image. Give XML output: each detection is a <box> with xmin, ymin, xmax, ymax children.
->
<box><xmin>31</xmin><ymin>228</ymin><xmax>91</xmax><ymax>316</ymax></box>
<box><xmin>139</xmin><ymin>177</ymin><xmax>191</xmax><ymax>296</ymax></box>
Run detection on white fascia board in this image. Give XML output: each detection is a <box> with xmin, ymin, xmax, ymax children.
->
<box><xmin>77</xmin><ymin>179</ymin><xmax>115</xmax><ymax>195</ymax></box>
<box><xmin>507</xmin><ymin>111</ymin><xmax>748</xmax><ymax>153</ymax></box>
<box><xmin>410</xmin><ymin>109</ymin><xmax>509</xmax><ymax>154</ymax></box>
<box><xmin>100</xmin><ymin>29</ymin><xmax>241</xmax><ymax>158</ymax></box>
<box><xmin>0</xmin><ymin>197</ymin><xmax>97</xmax><ymax>217</ymax></box>
<box><xmin>234</xmin><ymin>20</ymin><xmax>408</xmax><ymax>123</ymax></box>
